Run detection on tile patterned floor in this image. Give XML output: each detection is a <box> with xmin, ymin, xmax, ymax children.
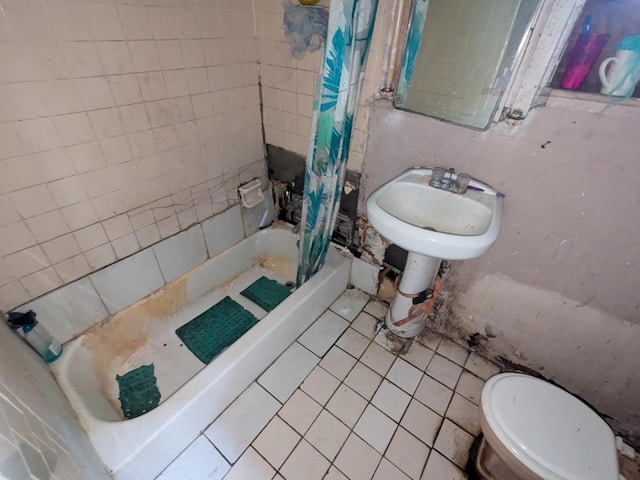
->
<box><xmin>157</xmin><ymin>287</ymin><xmax>502</xmax><ymax>480</ymax></box>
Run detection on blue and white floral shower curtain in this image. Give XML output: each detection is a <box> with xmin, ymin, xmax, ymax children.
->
<box><xmin>296</xmin><ymin>0</ymin><xmax>379</xmax><ymax>285</ymax></box>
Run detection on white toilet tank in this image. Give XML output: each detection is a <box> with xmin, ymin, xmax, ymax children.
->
<box><xmin>480</xmin><ymin>373</ymin><xmax>619</xmax><ymax>480</ymax></box>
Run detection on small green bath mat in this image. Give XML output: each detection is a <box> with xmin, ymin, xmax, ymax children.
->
<box><xmin>116</xmin><ymin>363</ymin><xmax>161</xmax><ymax>419</ymax></box>
<box><xmin>175</xmin><ymin>296</ymin><xmax>258</xmax><ymax>364</ymax></box>
<box><xmin>240</xmin><ymin>276</ymin><xmax>291</xmax><ymax>312</ymax></box>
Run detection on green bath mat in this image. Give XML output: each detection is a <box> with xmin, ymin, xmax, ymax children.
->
<box><xmin>240</xmin><ymin>276</ymin><xmax>291</xmax><ymax>312</ymax></box>
<box><xmin>116</xmin><ymin>363</ymin><xmax>161</xmax><ymax>419</ymax></box>
<box><xmin>176</xmin><ymin>296</ymin><xmax>258</xmax><ymax>364</ymax></box>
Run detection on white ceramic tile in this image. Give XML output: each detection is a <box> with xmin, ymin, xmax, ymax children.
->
<box><xmin>417</xmin><ymin>329</ymin><xmax>442</xmax><ymax>350</ymax></box>
<box><xmin>426</xmin><ymin>354</ymin><xmax>462</xmax><ymax>389</ymax></box>
<box><xmin>351</xmin><ymin>311</ymin><xmax>379</xmax><ymax>339</ymax></box>
<box><xmin>324</xmin><ymin>466</ymin><xmax>349</xmax><ymax>480</ymax></box>
<box><xmin>278</xmin><ymin>390</ymin><xmax>322</xmax><ymax>435</ymax></box>
<box><xmin>414</xmin><ymin>374</ymin><xmax>454</xmax><ymax>416</ymax></box>
<box><xmin>350</xmin><ymin>258</ymin><xmax>378</xmax><ymax>295</ymax></box>
<box><xmin>433</xmin><ymin>419</ymin><xmax>474</xmax><ymax>469</ymax></box>
<box><xmin>152</xmin><ymin>225</ymin><xmax>207</xmax><ymax>282</ymax></box>
<box><xmin>222</xmin><ymin>447</ymin><xmax>274</xmax><ymax>480</ymax></box>
<box><xmin>300</xmin><ymin>366</ymin><xmax>340</xmax><ymax>406</ymax></box>
<box><xmin>258</xmin><ymin>342</ymin><xmax>318</xmax><ymax>403</ymax></box>
<box><xmin>326</xmin><ymin>385</ymin><xmax>367</xmax><ymax>428</ymax></box>
<box><xmin>400</xmin><ymin>342</ymin><xmax>434</xmax><ymax>372</ymax></box>
<box><xmin>370</xmin><ymin>380</ymin><xmax>411</xmax><ymax>422</ymax></box>
<box><xmin>319</xmin><ymin>346</ymin><xmax>357</xmax><ymax>381</ymax></box>
<box><xmin>445</xmin><ymin>393</ymin><xmax>481</xmax><ymax>436</ymax></box>
<box><xmin>329</xmin><ymin>288</ymin><xmax>369</xmax><ymax>321</ymax></box>
<box><xmin>298</xmin><ymin>310</ymin><xmax>349</xmax><ymax>357</ymax></box>
<box><xmin>280</xmin><ymin>440</ymin><xmax>330</xmax><ymax>480</ymax></box>
<box><xmin>361</xmin><ymin>342</ymin><xmax>396</xmax><ymax>376</ymax></box>
<box><xmin>373</xmin><ymin>458</ymin><xmax>410</xmax><ymax>480</ymax></box>
<box><xmin>344</xmin><ymin>362</ymin><xmax>382</xmax><ymax>401</ymax></box>
<box><xmin>204</xmin><ymin>383</ymin><xmax>280</xmax><ymax>463</ymax></box>
<box><xmin>421</xmin><ymin>450</ymin><xmax>466</xmax><ymax>480</ymax></box>
<box><xmin>89</xmin><ymin>248</ymin><xmax>164</xmax><ymax>314</ymax></box>
<box><xmin>363</xmin><ymin>300</ymin><xmax>388</xmax><ymax>321</ymax></box>
<box><xmin>334</xmin><ymin>433</ymin><xmax>381</xmax><ymax>480</ymax></box>
<box><xmin>386</xmin><ymin>358</ymin><xmax>422</xmax><ymax>395</ymax></box>
<box><xmin>464</xmin><ymin>352</ymin><xmax>500</xmax><ymax>380</ymax></box>
<box><xmin>436</xmin><ymin>339</ymin><xmax>469</xmax><ymax>366</ymax></box>
<box><xmin>336</xmin><ymin>327</ymin><xmax>370</xmax><ymax>359</ymax></box>
<box><xmin>201</xmin><ymin>205</ymin><xmax>244</xmax><ymax>257</ymax></box>
<box><xmin>456</xmin><ymin>371</ymin><xmax>484</xmax><ymax>405</ymax></box>
<box><xmin>252</xmin><ymin>416</ymin><xmax>300</xmax><ymax>470</ymax></box>
<box><xmin>353</xmin><ymin>405</ymin><xmax>397</xmax><ymax>454</ymax></box>
<box><xmin>385</xmin><ymin>428</ymin><xmax>430</xmax><ymax>480</ymax></box>
<box><xmin>305</xmin><ymin>410</ymin><xmax>350</xmax><ymax>461</ymax></box>
<box><xmin>20</xmin><ymin>277</ymin><xmax>108</xmax><ymax>343</ymax></box>
<box><xmin>400</xmin><ymin>399</ymin><xmax>442</xmax><ymax>447</ymax></box>
<box><xmin>158</xmin><ymin>437</ymin><xmax>229</xmax><ymax>480</ymax></box>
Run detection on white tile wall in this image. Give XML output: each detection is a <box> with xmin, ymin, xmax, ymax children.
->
<box><xmin>0</xmin><ymin>0</ymin><xmax>266</xmax><ymax>314</ymax></box>
<box><xmin>201</xmin><ymin>205</ymin><xmax>245</xmax><ymax>258</ymax></box>
<box><xmin>152</xmin><ymin>224</ymin><xmax>207</xmax><ymax>282</ymax></box>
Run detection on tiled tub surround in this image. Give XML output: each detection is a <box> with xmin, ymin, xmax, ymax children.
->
<box><xmin>50</xmin><ymin>222</ymin><xmax>351</xmax><ymax>479</ymax></box>
<box><xmin>0</xmin><ymin>0</ymin><xmax>265</xmax><ymax>312</ymax></box>
<box><xmin>156</xmin><ymin>288</ymin><xmax>503</xmax><ymax>480</ymax></box>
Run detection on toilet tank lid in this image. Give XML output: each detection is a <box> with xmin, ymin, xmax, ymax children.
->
<box><xmin>481</xmin><ymin>373</ymin><xmax>619</xmax><ymax>480</ymax></box>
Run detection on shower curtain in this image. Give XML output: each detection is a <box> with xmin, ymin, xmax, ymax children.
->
<box><xmin>296</xmin><ymin>0</ymin><xmax>379</xmax><ymax>285</ymax></box>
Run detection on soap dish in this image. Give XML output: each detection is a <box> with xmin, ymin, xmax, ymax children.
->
<box><xmin>238</xmin><ymin>179</ymin><xmax>264</xmax><ymax>208</ymax></box>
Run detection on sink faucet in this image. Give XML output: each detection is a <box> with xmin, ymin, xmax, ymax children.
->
<box><xmin>429</xmin><ymin>167</ymin><xmax>470</xmax><ymax>194</ymax></box>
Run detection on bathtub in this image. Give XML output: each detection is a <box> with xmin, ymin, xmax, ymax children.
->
<box><xmin>52</xmin><ymin>224</ymin><xmax>351</xmax><ymax>479</ymax></box>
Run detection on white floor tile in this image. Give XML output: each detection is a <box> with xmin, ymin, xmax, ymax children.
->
<box><xmin>158</xmin><ymin>437</ymin><xmax>229</xmax><ymax>480</ymax></box>
<box><xmin>252</xmin><ymin>416</ymin><xmax>301</xmax><ymax>470</ymax></box>
<box><xmin>278</xmin><ymin>390</ymin><xmax>322</xmax><ymax>435</ymax></box>
<box><xmin>385</xmin><ymin>428</ymin><xmax>430</xmax><ymax>480</ymax></box>
<box><xmin>353</xmin><ymin>405</ymin><xmax>397</xmax><ymax>454</ymax></box>
<box><xmin>351</xmin><ymin>312</ymin><xmax>379</xmax><ymax>339</ymax></box>
<box><xmin>370</xmin><ymin>380</ymin><xmax>411</xmax><ymax>422</ymax></box>
<box><xmin>298</xmin><ymin>310</ymin><xmax>349</xmax><ymax>357</ymax></box>
<box><xmin>344</xmin><ymin>362</ymin><xmax>383</xmax><ymax>400</ymax></box>
<box><xmin>400</xmin><ymin>399</ymin><xmax>442</xmax><ymax>447</ymax></box>
<box><xmin>426</xmin><ymin>354</ymin><xmax>462</xmax><ymax>389</ymax></box>
<box><xmin>445</xmin><ymin>393</ymin><xmax>481</xmax><ymax>436</ymax></box>
<box><xmin>280</xmin><ymin>440</ymin><xmax>330</xmax><ymax>480</ymax></box>
<box><xmin>326</xmin><ymin>385</ymin><xmax>368</xmax><ymax>428</ymax></box>
<box><xmin>258</xmin><ymin>342</ymin><xmax>319</xmax><ymax>403</ymax></box>
<box><xmin>417</xmin><ymin>330</ymin><xmax>442</xmax><ymax>351</ymax></box>
<box><xmin>413</xmin><ymin>374</ymin><xmax>453</xmax><ymax>416</ymax></box>
<box><xmin>361</xmin><ymin>342</ymin><xmax>396</xmax><ymax>376</ymax></box>
<box><xmin>204</xmin><ymin>383</ymin><xmax>280</xmax><ymax>463</ymax></box>
<box><xmin>363</xmin><ymin>300</ymin><xmax>388</xmax><ymax>320</ymax></box>
<box><xmin>421</xmin><ymin>450</ymin><xmax>466</xmax><ymax>480</ymax></box>
<box><xmin>300</xmin><ymin>366</ymin><xmax>340</xmax><ymax>406</ymax></box>
<box><xmin>334</xmin><ymin>433</ymin><xmax>381</xmax><ymax>480</ymax></box>
<box><xmin>400</xmin><ymin>342</ymin><xmax>434</xmax><ymax>372</ymax></box>
<box><xmin>373</xmin><ymin>458</ymin><xmax>410</xmax><ymax>480</ymax></box>
<box><xmin>433</xmin><ymin>419</ymin><xmax>474</xmax><ymax>469</ymax></box>
<box><xmin>455</xmin><ymin>371</ymin><xmax>483</xmax><ymax>405</ymax></box>
<box><xmin>464</xmin><ymin>353</ymin><xmax>500</xmax><ymax>380</ymax></box>
<box><xmin>436</xmin><ymin>339</ymin><xmax>469</xmax><ymax>367</ymax></box>
<box><xmin>329</xmin><ymin>288</ymin><xmax>370</xmax><ymax>321</ymax></box>
<box><xmin>222</xmin><ymin>447</ymin><xmax>274</xmax><ymax>480</ymax></box>
<box><xmin>319</xmin><ymin>346</ymin><xmax>357</xmax><ymax>380</ymax></box>
<box><xmin>324</xmin><ymin>466</ymin><xmax>349</xmax><ymax>480</ymax></box>
<box><xmin>386</xmin><ymin>358</ymin><xmax>422</xmax><ymax>395</ymax></box>
<box><xmin>305</xmin><ymin>410</ymin><xmax>350</xmax><ymax>461</ymax></box>
<box><xmin>336</xmin><ymin>328</ymin><xmax>370</xmax><ymax>358</ymax></box>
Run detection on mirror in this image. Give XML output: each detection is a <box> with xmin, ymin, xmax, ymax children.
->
<box><xmin>395</xmin><ymin>0</ymin><xmax>540</xmax><ymax>130</ymax></box>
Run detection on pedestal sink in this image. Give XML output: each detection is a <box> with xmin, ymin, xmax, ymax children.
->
<box><xmin>366</xmin><ymin>167</ymin><xmax>503</xmax><ymax>338</ymax></box>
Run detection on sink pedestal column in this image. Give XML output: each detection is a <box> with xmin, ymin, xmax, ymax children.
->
<box><xmin>386</xmin><ymin>253</ymin><xmax>441</xmax><ymax>338</ymax></box>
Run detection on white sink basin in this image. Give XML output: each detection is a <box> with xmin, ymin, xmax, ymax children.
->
<box><xmin>366</xmin><ymin>168</ymin><xmax>503</xmax><ymax>260</ymax></box>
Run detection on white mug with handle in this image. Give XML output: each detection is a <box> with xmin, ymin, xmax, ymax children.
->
<box><xmin>599</xmin><ymin>50</ymin><xmax>640</xmax><ymax>96</ymax></box>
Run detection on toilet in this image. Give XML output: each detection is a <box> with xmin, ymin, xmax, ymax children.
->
<box><xmin>477</xmin><ymin>373</ymin><xmax>621</xmax><ymax>480</ymax></box>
